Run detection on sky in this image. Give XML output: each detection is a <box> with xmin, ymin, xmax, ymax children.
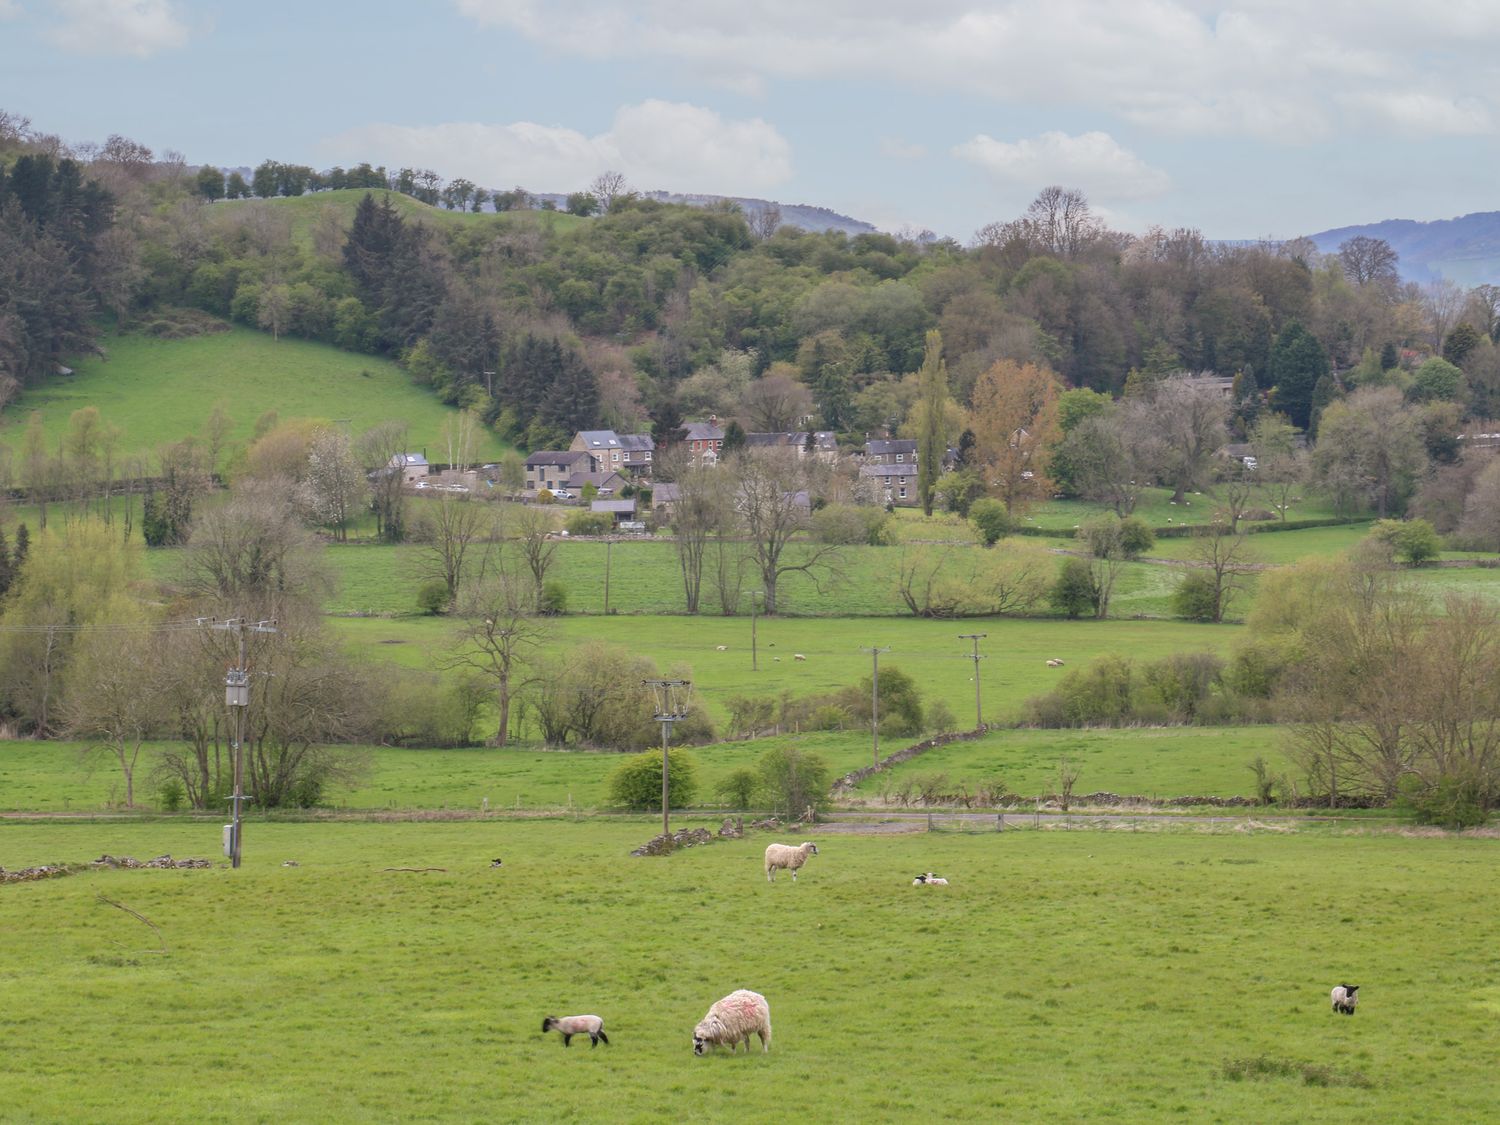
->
<box><xmin>4</xmin><ymin>0</ymin><xmax>1500</xmax><ymax>241</ymax></box>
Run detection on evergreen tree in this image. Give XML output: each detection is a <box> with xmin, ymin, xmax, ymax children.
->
<box><xmin>13</xmin><ymin>524</ymin><xmax>29</xmax><ymax>570</ymax></box>
<box><xmin>914</xmin><ymin>329</ymin><xmax>950</xmax><ymax>517</ymax></box>
<box><xmin>651</xmin><ymin>398</ymin><xmax>687</xmax><ymax>452</ymax></box>
<box><xmin>0</xmin><ymin>526</ymin><xmax>11</xmax><ymax>598</ymax></box>
<box><xmin>722</xmin><ymin>420</ymin><xmax>747</xmax><ymax>456</ymax></box>
<box><xmin>1268</xmin><ymin>320</ymin><xmax>1330</xmax><ymax>430</ymax></box>
<box><xmin>1379</xmin><ymin>341</ymin><xmax>1399</xmax><ymax>370</ymax></box>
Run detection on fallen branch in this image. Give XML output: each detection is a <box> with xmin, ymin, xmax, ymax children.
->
<box><xmin>96</xmin><ymin>893</ymin><xmax>168</xmax><ymax>956</ymax></box>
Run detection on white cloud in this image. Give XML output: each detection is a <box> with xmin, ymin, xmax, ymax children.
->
<box><xmin>954</xmin><ymin>130</ymin><xmax>1170</xmax><ymax>201</ymax></box>
<box><xmin>452</xmin><ymin>2</ymin><xmax>1500</xmax><ymax>140</ymax></box>
<box><xmin>323</xmin><ymin>100</ymin><xmax>792</xmax><ymax>195</ymax></box>
<box><xmin>0</xmin><ymin>2</ymin><xmax>24</xmax><ymax>21</ymax></box>
<box><xmin>45</xmin><ymin>0</ymin><xmax>190</xmax><ymax>57</ymax></box>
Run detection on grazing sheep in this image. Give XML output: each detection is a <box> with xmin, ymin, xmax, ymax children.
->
<box><xmin>716</xmin><ymin>645</ymin><xmax>728</xmax><ymax>651</ymax></box>
<box><xmin>1331</xmin><ymin>984</ymin><xmax>1359</xmax><ymax>1015</ymax></box>
<box><xmin>794</xmin><ymin>653</ymin><xmax>807</xmax><ymax>661</ymax></box>
<box><xmin>912</xmin><ymin>872</ymin><xmax>949</xmax><ymax>886</ymax></box>
<box><xmin>764</xmin><ymin>841</ymin><xmax>819</xmax><ymax>883</ymax></box>
<box><xmin>693</xmin><ymin>989</ymin><xmax>771</xmax><ymax>1055</ymax></box>
<box><xmin>542</xmin><ymin>1014</ymin><xmax>609</xmax><ymax>1047</ymax></box>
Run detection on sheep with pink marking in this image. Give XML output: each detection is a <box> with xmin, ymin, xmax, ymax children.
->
<box><xmin>693</xmin><ymin>989</ymin><xmax>772</xmax><ymax>1055</ymax></box>
<box><xmin>541</xmin><ymin>1014</ymin><xmax>610</xmax><ymax>1047</ymax></box>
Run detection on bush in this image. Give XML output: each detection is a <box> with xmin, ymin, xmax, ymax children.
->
<box><xmin>607</xmin><ymin>749</ymin><xmax>699</xmax><ymax>810</ymax></box>
<box><xmin>755</xmin><ymin>745</ymin><xmax>831</xmax><ymax>819</ymax></box>
<box><xmin>926</xmin><ymin>699</ymin><xmax>958</xmax><ymax>734</ymax></box>
<box><xmin>1369</xmin><ymin>518</ymin><xmax>1441</xmax><ymax>566</ymax></box>
<box><xmin>1172</xmin><ymin>570</ymin><xmax>1220</xmax><ymax>620</ymax></box>
<box><xmin>539</xmin><ymin>579</ymin><xmax>567</xmax><ymax>615</ymax></box>
<box><xmin>1119</xmin><ymin>515</ymin><xmax>1155</xmax><ymax>558</ymax></box>
<box><xmin>566</xmin><ymin>511</ymin><xmax>612</xmax><ymax>536</ymax></box>
<box><xmin>812</xmin><ymin>504</ymin><xmax>895</xmax><ymax>546</ymax></box>
<box><xmin>416</xmin><ymin>580</ymin><xmax>450</xmax><ymax>615</ymax></box>
<box><xmin>1050</xmin><ymin>557</ymin><xmax>1099</xmax><ymax>618</ymax></box>
<box><xmin>969</xmin><ymin>499</ymin><xmax>1012</xmax><ymax>546</ymax></box>
<box><xmin>157</xmin><ymin>779</ymin><xmax>186</xmax><ymax>812</ymax></box>
<box><xmin>1395</xmin><ymin>772</ymin><xmax>1493</xmax><ymax>829</ymax></box>
<box><xmin>840</xmin><ymin>665</ymin><xmax>925</xmax><ymax>737</ymax></box>
<box><xmin>715</xmin><ymin>768</ymin><xmax>759</xmax><ymax>809</ymax></box>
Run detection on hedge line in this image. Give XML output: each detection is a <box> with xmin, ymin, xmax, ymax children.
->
<box><xmin>1012</xmin><ymin>515</ymin><xmax>1367</xmax><ymax>540</ymax></box>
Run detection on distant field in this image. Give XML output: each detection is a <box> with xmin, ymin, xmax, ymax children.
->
<box><xmin>1</xmin><ymin>820</ymin><xmax>1496</xmax><ymax>1122</ymax></box>
<box><xmin>212</xmin><ymin>188</ymin><xmax>587</xmax><ymax>251</ymax></box>
<box><xmin>0</xmin><ymin>327</ymin><xmax>509</xmax><ymax>462</ymax></box>
<box><xmin>1021</xmin><ymin>486</ymin><xmax>1343</xmax><ymax>531</ymax></box>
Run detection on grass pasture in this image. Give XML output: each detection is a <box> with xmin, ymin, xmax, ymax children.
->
<box><xmin>0</xmin><ymin>327</ymin><xmax>509</xmax><ymax>462</ymax></box>
<box><xmin>2</xmin><ymin>820</ymin><xmax>1497</xmax><ymax>1122</ymax></box>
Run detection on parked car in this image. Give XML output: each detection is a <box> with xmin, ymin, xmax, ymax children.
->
<box><xmin>552</xmin><ymin>489</ymin><xmax>574</xmax><ymax>500</ymax></box>
<box><xmin>597</xmin><ymin>487</ymin><xmax>614</xmax><ymax>497</ymax></box>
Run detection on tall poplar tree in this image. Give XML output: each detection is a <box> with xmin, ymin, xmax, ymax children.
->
<box><xmin>914</xmin><ymin>329</ymin><xmax>950</xmax><ymax>516</ymax></box>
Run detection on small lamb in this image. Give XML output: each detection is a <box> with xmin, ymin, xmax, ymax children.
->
<box><xmin>794</xmin><ymin>653</ymin><xmax>807</xmax><ymax>661</ymax></box>
<box><xmin>1330</xmin><ymin>984</ymin><xmax>1359</xmax><ymax>1016</ymax></box>
<box><xmin>912</xmin><ymin>872</ymin><xmax>949</xmax><ymax>886</ymax></box>
<box><xmin>715</xmin><ymin>645</ymin><xmax>728</xmax><ymax>651</ymax></box>
<box><xmin>542</xmin><ymin>1014</ymin><xmax>610</xmax><ymax>1047</ymax></box>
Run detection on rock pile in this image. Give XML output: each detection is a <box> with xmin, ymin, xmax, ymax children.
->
<box><xmin>630</xmin><ymin>828</ymin><xmax>715</xmax><ymax>856</ymax></box>
<box><xmin>91</xmin><ymin>854</ymin><xmax>213</xmax><ymax>869</ymax></box>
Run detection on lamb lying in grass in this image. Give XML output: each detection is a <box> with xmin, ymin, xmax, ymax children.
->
<box><xmin>911</xmin><ymin>872</ymin><xmax>949</xmax><ymax>885</ymax></box>
<box><xmin>764</xmin><ymin>841</ymin><xmax>818</xmax><ymax>883</ymax></box>
<box><xmin>542</xmin><ymin>1014</ymin><xmax>610</xmax><ymax>1047</ymax></box>
<box><xmin>1330</xmin><ymin>985</ymin><xmax>1359</xmax><ymax>1016</ymax></box>
<box><xmin>693</xmin><ymin>989</ymin><xmax>771</xmax><ymax>1055</ymax></box>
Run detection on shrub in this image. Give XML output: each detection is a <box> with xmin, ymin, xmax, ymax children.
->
<box><xmin>535</xmin><ymin>489</ymin><xmax>555</xmax><ymax>504</ymax></box>
<box><xmin>812</xmin><ymin>504</ymin><xmax>894</xmax><ymax>546</ymax></box>
<box><xmin>1050</xmin><ymin>557</ymin><xmax>1099</xmax><ymax>618</ymax></box>
<box><xmin>969</xmin><ymin>499</ymin><xmax>1012</xmax><ymax>546</ymax></box>
<box><xmin>566</xmin><ymin>510</ymin><xmax>612</xmax><ymax>536</ymax></box>
<box><xmin>755</xmin><ymin>745</ymin><xmax>831</xmax><ymax>819</ymax></box>
<box><xmin>1369</xmin><ymin>517</ymin><xmax>1440</xmax><ymax>566</ymax></box>
<box><xmin>1172</xmin><ymin>570</ymin><xmax>1220</xmax><ymax>620</ymax></box>
<box><xmin>416</xmin><ymin>580</ymin><xmax>450</xmax><ymax>615</ymax></box>
<box><xmin>607</xmin><ymin>749</ymin><xmax>699</xmax><ymax>810</ymax></box>
<box><xmin>926</xmin><ymin>699</ymin><xmax>958</xmax><ymax>734</ymax></box>
<box><xmin>157</xmin><ymin>779</ymin><xmax>186</xmax><ymax>812</ymax></box>
<box><xmin>1139</xmin><ymin>652</ymin><xmax>1223</xmax><ymax>720</ymax></box>
<box><xmin>1118</xmin><ymin>515</ymin><xmax>1155</xmax><ymax>558</ymax></box>
<box><xmin>1055</xmin><ymin>654</ymin><xmax>1134</xmax><ymax>725</ymax></box>
<box><xmin>1395</xmin><ymin>772</ymin><xmax>1493</xmax><ymax>829</ymax></box>
<box><xmin>539</xmin><ymin>579</ymin><xmax>567</xmax><ymax>615</ymax></box>
<box><xmin>840</xmin><ymin>665</ymin><xmax>925</xmax><ymax>737</ymax></box>
<box><xmin>715</xmin><ymin>768</ymin><xmax>759</xmax><ymax>809</ymax></box>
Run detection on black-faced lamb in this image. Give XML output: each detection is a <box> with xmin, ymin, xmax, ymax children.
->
<box><xmin>693</xmin><ymin>989</ymin><xmax>771</xmax><ymax>1055</ymax></box>
<box><xmin>764</xmin><ymin>841</ymin><xmax>818</xmax><ymax>883</ymax></box>
<box><xmin>912</xmin><ymin>872</ymin><xmax>949</xmax><ymax>885</ymax></box>
<box><xmin>1330</xmin><ymin>984</ymin><xmax>1359</xmax><ymax>1015</ymax></box>
<box><xmin>542</xmin><ymin>1014</ymin><xmax>609</xmax><ymax>1047</ymax></box>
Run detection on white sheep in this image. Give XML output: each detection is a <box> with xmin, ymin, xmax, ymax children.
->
<box><xmin>912</xmin><ymin>872</ymin><xmax>949</xmax><ymax>886</ymax></box>
<box><xmin>764</xmin><ymin>841</ymin><xmax>818</xmax><ymax>883</ymax></box>
<box><xmin>542</xmin><ymin>1014</ymin><xmax>610</xmax><ymax>1047</ymax></box>
<box><xmin>715</xmin><ymin>645</ymin><xmax>728</xmax><ymax>651</ymax></box>
<box><xmin>693</xmin><ymin>989</ymin><xmax>771</xmax><ymax>1055</ymax></box>
<box><xmin>1330</xmin><ymin>984</ymin><xmax>1359</xmax><ymax>1016</ymax></box>
<box><xmin>794</xmin><ymin>653</ymin><xmax>807</xmax><ymax>661</ymax></box>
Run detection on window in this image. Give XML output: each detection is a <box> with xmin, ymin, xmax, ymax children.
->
<box><xmin>896</xmin><ymin>453</ymin><xmax>904</xmax><ymax>463</ymax></box>
<box><xmin>898</xmin><ymin>477</ymin><xmax>906</xmax><ymax>486</ymax></box>
<box><xmin>612</xmin><ymin>451</ymin><xmax>620</xmax><ymax>461</ymax></box>
<box><xmin>899</xmin><ymin>488</ymin><xmax>907</xmax><ymax>499</ymax></box>
<box><xmin>645</xmin><ymin>451</ymin><xmax>652</xmax><ymax>460</ymax></box>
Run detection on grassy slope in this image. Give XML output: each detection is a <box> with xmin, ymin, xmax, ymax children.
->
<box><xmin>213</xmin><ymin>187</ymin><xmax>587</xmax><ymax>251</ymax></box>
<box><xmin>1</xmin><ymin>820</ymin><xmax>1496</xmax><ymax>1122</ymax></box>
<box><xmin>0</xmin><ymin>327</ymin><xmax>510</xmax><ymax>462</ymax></box>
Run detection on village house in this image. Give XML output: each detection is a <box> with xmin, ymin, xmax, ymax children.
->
<box><xmin>651</xmin><ymin>481</ymin><xmax>681</xmax><ymax>514</ymax></box>
<box><xmin>745</xmin><ymin>431</ymin><xmax>839</xmax><ymax>462</ymax></box>
<box><xmin>388</xmin><ymin>452</ymin><xmax>429</xmax><ymax>484</ymax></box>
<box><xmin>569</xmin><ymin>430</ymin><xmax>656</xmax><ymax>477</ymax></box>
<box><xmin>525</xmin><ymin>450</ymin><xmax>591</xmax><ymax>493</ymax></box>
<box><xmin>859</xmin><ymin>462</ymin><xmax>919</xmax><ymax>506</ymax></box>
<box><xmin>684</xmin><ymin>418</ymin><xmax>725</xmax><ymax>463</ymax></box>
<box><xmin>863</xmin><ymin>437</ymin><xmax>919</xmax><ymax>467</ymax></box>
<box><xmin>566</xmin><ymin>468</ymin><xmax>629</xmax><ymax>495</ymax></box>
<box><xmin>591</xmin><ymin>498</ymin><xmax>640</xmax><ymax>528</ymax></box>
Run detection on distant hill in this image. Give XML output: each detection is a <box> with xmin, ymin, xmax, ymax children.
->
<box><xmin>1307</xmin><ymin>212</ymin><xmax>1500</xmax><ymax>286</ymax></box>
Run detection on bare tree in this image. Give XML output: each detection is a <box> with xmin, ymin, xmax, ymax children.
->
<box><xmin>1061</xmin><ymin>413</ymin><xmax>1144</xmax><ymax>515</ymax></box>
<box><xmin>511</xmin><ymin>504</ymin><xmax>560</xmax><ymax>607</ymax></box>
<box><xmin>733</xmin><ymin>450</ymin><xmax>842</xmax><ymax>614</ymax></box>
<box><xmin>64</xmin><ymin>627</ymin><xmax>160</xmax><ymax>808</ymax></box>
<box><xmin>748</xmin><ymin>203</ymin><xmax>782</xmax><ymax>241</ymax></box>
<box><xmin>443</xmin><ymin>571</ymin><xmax>551</xmax><ymax>745</ymax></box>
<box><xmin>1424</xmin><ymin>279</ymin><xmax>1467</xmax><ymax>351</ymax></box>
<box><xmin>183</xmin><ymin>481</ymin><xmax>333</xmax><ymax>618</ymax></box>
<box><xmin>1337</xmin><ymin>236</ymin><xmax>1400</xmax><ymax>291</ymax></box>
<box><xmin>357</xmin><ymin>421</ymin><xmax>410</xmax><ymax>542</ymax></box>
<box><xmin>589</xmin><ymin>171</ymin><xmax>629</xmax><ymax>213</ymax></box>
<box><xmin>667</xmin><ymin>456</ymin><xmax>730</xmax><ymax>614</ymax></box>
<box><xmin>1128</xmin><ymin>376</ymin><xmax>1229</xmax><ymax>502</ymax></box>
<box><xmin>739</xmin><ymin>371</ymin><xmax>813</xmax><ymax>433</ymax></box>
<box><xmin>1249</xmin><ymin>414</ymin><xmax>1306</xmax><ymax>523</ymax></box>
<box><xmin>414</xmin><ymin>493</ymin><xmax>497</xmax><ymax>603</ymax></box>
<box><xmin>1185</xmin><ymin>528</ymin><xmax>1258</xmax><ymax>622</ymax></box>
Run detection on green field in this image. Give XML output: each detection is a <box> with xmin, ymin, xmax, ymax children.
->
<box><xmin>0</xmin><ymin>327</ymin><xmax>509</xmax><ymax>462</ymax></box>
<box><xmin>2</xmin><ymin>820</ymin><xmax>1496</xmax><ymax>1122</ymax></box>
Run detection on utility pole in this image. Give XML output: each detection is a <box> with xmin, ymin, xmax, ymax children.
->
<box><xmin>644</xmin><ymin>679</ymin><xmax>692</xmax><ymax>840</ymax></box>
<box><xmin>209</xmin><ymin>617</ymin><xmax>277</xmax><ymax>869</ymax></box>
<box><xmin>861</xmin><ymin>645</ymin><xmax>891</xmax><ymax>767</ymax></box>
<box><xmin>959</xmin><ymin>633</ymin><xmax>988</xmax><ymax>730</ymax></box>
